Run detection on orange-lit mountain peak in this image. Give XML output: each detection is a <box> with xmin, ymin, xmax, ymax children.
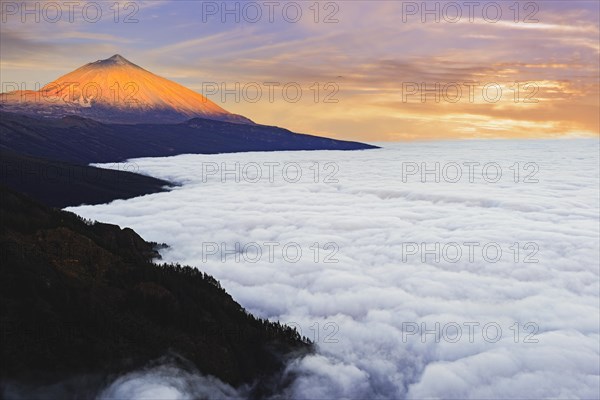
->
<box><xmin>1</xmin><ymin>55</ymin><xmax>252</xmax><ymax>125</ymax></box>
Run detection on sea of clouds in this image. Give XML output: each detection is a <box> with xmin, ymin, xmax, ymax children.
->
<box><xmin>68</xmin><ymin>139</ymin><xmax>600</xmax><ymax>399</ymax></box>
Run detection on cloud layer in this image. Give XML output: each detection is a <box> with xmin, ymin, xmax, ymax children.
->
<box><xmin>68</xmin><ymin>139</ymin><xmax>600</xmax><ymax>399</ymax></box>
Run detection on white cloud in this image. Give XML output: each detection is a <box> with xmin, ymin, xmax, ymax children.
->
<box><xmin>98</xmin><ymin>359</ymin><xmax>244</xmax><ymax>400</ymax></box>
<box><xmin>68</xmin><ymin>139</ymin><xmax>600</xmax><ymax>399</ymax></box>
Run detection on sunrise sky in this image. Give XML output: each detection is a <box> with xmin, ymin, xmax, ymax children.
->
<box><xmin>1</xmin><ymin>0</ymin><xmax>599</xmax><ymax>141</ymax></box>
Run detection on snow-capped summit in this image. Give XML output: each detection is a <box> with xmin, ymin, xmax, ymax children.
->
<box><xmin>0</xmin><ymin>55</ymin><xmax>252</xmax><ymax>125</ymax></box>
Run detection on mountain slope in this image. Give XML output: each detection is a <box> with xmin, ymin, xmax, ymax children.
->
<box><xmin>0</xmin><ymin>186</ymin><xmax>311</xmax><ymax>397</ymax></box>
<box><xmin>0</xmin><ymin>111</ymin><xmax>378</xmax><ymax>164</ymax></box>
<box><xmin>0</xmin><ymin>150</ymin><xmax>171</xmax><ymax>208</ymax></box>
<box><xmin>0</xmin><ymin>55</ymin><xmax>251</xmax><ymax>124</ymax></box>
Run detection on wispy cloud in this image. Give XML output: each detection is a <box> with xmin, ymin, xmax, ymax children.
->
<box><xmin>1</xmin><ymin>0</ymin><xmax>598</xmax><ymax>140</ymax></box>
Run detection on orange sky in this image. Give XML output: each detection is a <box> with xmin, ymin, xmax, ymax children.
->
<box><xmin>1</xmin><ymin>0</ymin><xmax>598</xmax><ymax>141</ymax></box>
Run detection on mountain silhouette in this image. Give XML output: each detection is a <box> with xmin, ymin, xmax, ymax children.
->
<box><xmin>0</xmin><ymin>55</ymin><xmax>377</xmax><ymax>207</ymax></box>
<box><xmin>0</xmin><ymin>185</ymin><xmax>311</xmax><ymax>397</ymax></box>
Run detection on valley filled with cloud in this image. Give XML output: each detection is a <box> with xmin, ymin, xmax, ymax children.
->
<box><xmin>69</xmin><ymin>139</ymin><xmax>600</xmax><ymax>399</ymax></box>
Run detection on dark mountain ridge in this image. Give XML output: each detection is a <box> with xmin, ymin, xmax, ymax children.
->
<box><xmin>0</xmin><ymin>111</ymin><xmax>377</xmax><ymax>165</ymax></box>
<box><xmin>0</xmin><ymin>186</ymin><xmax>311</xmax><ymax>398</ymax></box>
<box><xmin>0</xmin><ymin>150</ymin><xmax>171</xmax><ymax>208</ymax></box>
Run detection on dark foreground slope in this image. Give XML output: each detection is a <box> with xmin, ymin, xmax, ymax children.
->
<box><xmin>0</xmin><ymin>111</ymin><xmax>377</xmax><ymax>164</ymax></box>
<box><xmin>0</xmin><ymin>186</ymin><xmax>311</xmax><ymax>397</ymax></box>
<box><xmin>0</xmin><ymin>151</ymin><xmax>171</xmax><ymax>208</ymax></box>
